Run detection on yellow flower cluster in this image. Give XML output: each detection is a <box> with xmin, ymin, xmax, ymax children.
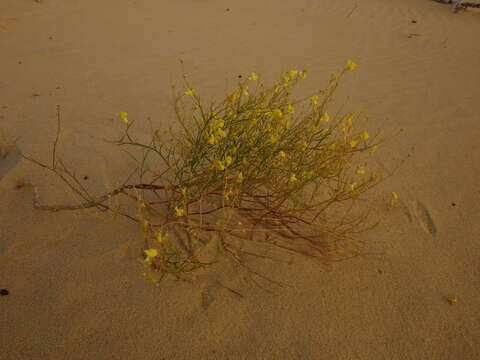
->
<box><xmin>118</xmin><ymin>112</ymin><xmax>128</xmax><ymax>124</ymax></box>
<box><xmin>205</xmin><ymin>118</ymin><xmax>227</xmax><ymax>145</ymax></box>
<box><xmin>213</xmin><ymin>155</ymin><xmax>233</xmax><ymax>172</ymax></box>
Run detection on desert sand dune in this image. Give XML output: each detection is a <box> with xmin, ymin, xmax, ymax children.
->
<box><xmin>1</xmin><ymin>0</ymin><xmax>479</xmax><ymax>359</ymax></box>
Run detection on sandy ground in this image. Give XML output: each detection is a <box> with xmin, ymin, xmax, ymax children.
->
<box><xmin>1</xmin><ymin>0</ymin><xmax>480</xmax><ymax>359</ymax></box>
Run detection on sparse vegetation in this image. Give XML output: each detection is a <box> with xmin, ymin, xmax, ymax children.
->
<box><xmin>24</xmin><ymin>61</ymin><xmax>402</xmax><ymax>286</ymax></box>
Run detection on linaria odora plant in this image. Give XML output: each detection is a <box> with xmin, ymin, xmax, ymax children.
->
<box><xmin>112</xmin><ymin>60</ymin><xmax>400</xmax><ymax>284</ymax></box>
<box><xmin>27</xmin><ymin>60</ymin><xmax>401</xmax><ymax>286</ymax></box>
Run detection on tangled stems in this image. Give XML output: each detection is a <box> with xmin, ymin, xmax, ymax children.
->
<box><xmin>26</xmin><ymin>61</ymin><xmax>402</xmax><ymax>286</ymax></box>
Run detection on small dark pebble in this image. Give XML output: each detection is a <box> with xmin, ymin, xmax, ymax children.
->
<box><xmin>83</xmin><ymin>175</ymin><xmax>89</xmax><ymax>180</ymax></box>
<box><xmin>238</xmin><ymin>74</ymin><xmax>242</xmax><ymax>78</ymax></box>
<box><xmin>15</xmin><ymin>181</ymin><xmax>25</xmax><ymax>189</ymax></box>
<box><xmin>451</xmin><ymin>202</ymin><xmax>456</xmax><ymax>207</ymax></box>
<box><xmin>18</xmin><ymin>61</ymin><xmax>22</xmax><ymax>64</ymax></box>
<box><xmin>411</xmin><ymin>20</ymin><xmax>417</xmax><ymax>23</ymax></box>
<box><xmin>226</xmin><ymin>8</ymin><xmax>230</xmax><ymax>11</ymax></box>
<box><xmin>0</xmin><ymin>289</ymin><xmax>9</xmax><ymax>296</ymax></box>
<box><xmin>377</xmin><ymin>269</ymin><xmax>383</xmax><ymax>274</ymax></box>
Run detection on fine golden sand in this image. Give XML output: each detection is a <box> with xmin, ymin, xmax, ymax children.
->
<box><xmin>1</xmin><ymin>0</ymin><xmax>479</xmax><ymax>359</ymax></box>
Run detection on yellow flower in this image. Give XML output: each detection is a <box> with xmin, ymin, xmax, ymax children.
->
<box><xmin>349</xmin><ymin>139</ymin><xmax>359</xmax><ymax>148</ymax></box>
<box><xmin>320</xmin><ymin>113</ymin><xmax>330</xmax><ymax>122</ymax></box>
<box><xmin>243</xmin><ymin>88</ymin><xmax>249</xmax><ymax>97</ymax></box>
<box><xmin>302</xmin><ymin>170</ymin><xmax>315</xmax><ymax>179</ymax></box>
<box><xmin>230</xmin><ymin>147</ymin><xmax>237</xmax><ymax>154</ymax></box>
<box><xmin>360</xmin><ymin>131</ymin><xmax>370</xmax><ymax>140</ymax></box>
<box><xmin>142</xmin><ymin>220</ymin><xmax>150</xmax><ymax>230</ymax></box>
<box><xmin>300</xmin><ymin>142</ymin><xmax>308</xmax><ymax>151</ymax></box>
<box><xmin>273</xmin><ymin>109</ymin><xmax>283</xmax><ymax>117</ymax></box>
<box><xmin>217</xmin><ymin>128</ymin><xmax>227</xmax><ymax>138</ymax></box>
<box><xmin>310</xmin><ymin>95</ymin><xmax>319</xmax><ymax>105</ymax></box>
<box><xmin>118</xmin><ymin>112</ymin><xmax>128</xmax><ymax>124</ymax></box>
<box><xmin>283</xmin><ymin>76</ymin><xmax>290</xmax><ymax>85</ymax></box>
<box><xmin>346</xmin><ymin>116</ymin><xmax>353</xmax><ymax>126</ymax></box>
<box><xmin>207</xmin><ymin>133</ymin><xmax>216</xmax><ymax>145</ymax></box>
<box><xmin>286</xmin><ymin>104</ymin><xmax>294</xmax><ymax>114</ymax></box>
<box><xmin>250</xmin><ymin>117</ymin><xmax>258</xmax><ymax>124</ymax></box>
<box><xmin>184</xmin><ymin>88</ymin><xmax>195</xmax><ymax>96</ymax></box>
<box><xmin>349</xmin><ymin>183</ymin><xmax>357</xmax><ymax>191</ymax></box>
<box><xmin>144</xmin><ymin>248</ymin><xmax>158</xmax><ymax>259</ymax></box>
<box><xmin>391</xmin><ymin>192</ymin><xmax>399</xmax><ymax>201</ymax></box>
<box><xmin>214</xmin><ymin>119</ymin><xmax>225</xmax><ymax>128</ymax></box>
<box><xmin>248</xmin><ymin>72</ymin><xmax>259</xmax><ymax>81</ymax></box>
<box><xmin>289</xmin><ymin>174</ymin><xmax>298</xmax><ymax>183</ymax></box>
<box><xmin>356</xmin><ymin>167</ymin><xmax>365</xmax><ymax>175</ymax></box>
<box><xmin>347</xmin><ymin>59</ymin><xmax>357</xmax><ymax>71</ymax></box>
<box><xmin>328</xmin><ymin>143</ymin><xmax>337</xmax><ymax>150</ymax></box>
<box><xmin>320</xmin><ymin>128</ymin><xmax>329</xmax><ymax>136</ymax></box>
<box><xmin>225</xmin><ymin>155</ymin><xmax>233</xmax><ymax>166</ymax></box>
<box><xmin>299</xmin><ymin>69</ymin><xmax>308</xmax><ymax>79</ymax></box>
<box><xmin>274</xmin><ymin>84</ymin><xmax>281</xmax><ymax>93</ymax></box>
<box><xmin>174</xmin><ymin>206</ymin><xmax>185</xmax><ymax>217</ymax></box>
<box><xmin>270</xmin><ymin>134</ymin><xmax>278</xmax><ymax>144</ymax></box>
<box><xmin>236</xmin><ymin>172</ymin><xmax>244</xmax><ymax>183</ymax></box>
<box><xmin>230</xmin><ymin>92</ymin><xmax>240</xmax><ymax>101</ymax></box>
<box><xmin>180</xmin><ymin>187</ymin><xmax>188</xmax><ymax>196</ymax></box>
<box><xmin>278</xmin><ymin>150</ymin><xmax>286</xmax><ymax>158</ymax></box>
<box><xmin>370</xmin><ymin>145</ymin><xmax>378</xmax><ymax>154</ymax></box>
<box><xmin>289</xmin><ymin>69</ymin><xmax>298</xmax><ymax>78</ymax></box>
<box><xmin>214</xmin><ymin>160</ymin><xmax>225</xmax><ymax>171</ymax></box>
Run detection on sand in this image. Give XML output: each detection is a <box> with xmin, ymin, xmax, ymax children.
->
<box><xmin>1</xmin><ymin>0</ymin><xmax>479</xmax><ymax>359</ymax></box>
